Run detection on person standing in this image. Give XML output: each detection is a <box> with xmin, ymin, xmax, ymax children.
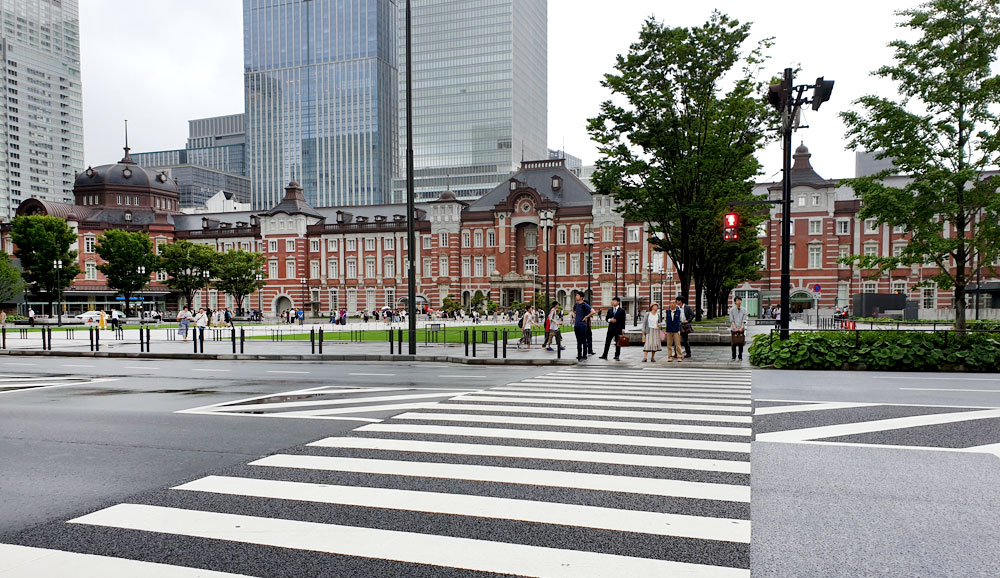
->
<box><xmin>641</xmin><ymin>303</ymin><xmax>661</xmax><ymax>363</ymax></box>
<box><xmin>27</xmin><ymin>307</ymin><xmax>35</xmax><ymax>327</ymax></box>
<box><xmin>194</xmin><ymin>307</ymin><xmax>209</xmax><ymax>343</ymax></box>
<box><xmin>571</xmin><ymin>293</ymin><xmax>595</xmax><ymax>361</ymax></box>
<box><xmin>518</xmin><ymin>306</ymin><xmax>535</xmax><ymax>349</ymax></box>
<box><xmin>0</xmin><ymin>310</ymin><xmax>7</xmax><ymax>327</ymax></box>
<box><xmin>729</xmin><ymin>296</ymin><xmax>748</xmax><ymax>361</ymax></box>
<box><xmin>664</xmin><ymin>302</ymin><xmax>683</xmax><ymax>361</ymax></box>
<box><xmin>224</xmin><ymin>307</ymin><xmax>234</xmax><ymax>329</ymax></box>
<box><xmin>177</xmin><ymin>306</ymin><xmax>192</xmax><ymax>342</ymax></box>
<box><xmin>545</xmin><ymin>304</ymin><xmax>565</xmax><ymax>352</ymax></box>
<box><xmin>676</xmin><ymin>296</ymin><xmax>695</xmax><ymax>359</ymax></box>
<box><xmin>599</xmin><ymin>297</ymin><xmax>626</xmax><ymax>361</ymax></box>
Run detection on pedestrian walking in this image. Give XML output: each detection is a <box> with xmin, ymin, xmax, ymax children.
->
<box><xmin>0</xmin><ymin>310</ymin><xmax>6</xmax><ymax>327</ymax></box>
<box><xmin>663</xmin><ymin>302</ymin><xmax>683</xmax><ymax>361</ymax></box>
<box><xmin>223</xmin><ymin>307</ymin><xmax>234</xmax><ymax>329</ymax></box>
<box><xmin>729</xmin><ymin>296</ymin><xmax>748</xmax><ymax>361</ymax></box>
<box><xmin>194</xmin><ymin>307</ymin><xmax>208</xmax><ymax>342</ymax></box>
<box><xmin>177</xmin><ymin>306</ymin><xmax>192</xmax><ymax>342</ymax></box>
<box><xmin>27</xmin><ymin>307</ymin><xmax>34</xmax><ymax>327</ymax></box>
<box><xmin>599</xmin><ymin>297</ymin><xmax>626</xmax><ymax>361</ymax></box>
<box><xmin>545</xmin><ymin>304</ymin><xmax>565</xmax><ymax>352</ymax></box>
<box><xmin>518</xmin><ymin>306</ymin><xmax>535</xmax><ymax>349</ymax></box>
<box><xmin>676</xmin><ymin>296</ymin><xmax>694</xmax><ymax>359</ymax></box>
<box><xmin>571</xmin><ymin>293</ymin><xmax>595</xmax><ymax>361</ymax></box>
<box><xmin>641</xmin><ymin>303</ymin><xmax>661</xmax><ymax>363</ymax></box>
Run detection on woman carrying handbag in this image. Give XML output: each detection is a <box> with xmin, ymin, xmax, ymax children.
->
<box><xmin>641</xmin><ymin>303</ymin><xmax>661</xmax><ymax>363</ymax></box>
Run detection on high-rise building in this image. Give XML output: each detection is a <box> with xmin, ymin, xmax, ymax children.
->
<box><xmin>0</xmin><ymin>0</ymin><xmax>84</xmax><ymax>218</ymax></box>
<box><xmin>392</xmin><ymin>0</ymin><xmax>547</xmax><ymax>203</ymax></box>
<box><xmin>244</xmin><ymin>0</ymin><xmax>398</xmax><ymax>210</ymax></box>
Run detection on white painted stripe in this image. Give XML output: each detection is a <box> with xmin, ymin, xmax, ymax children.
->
<box><xmin>0</xmin><ymin>543</ymin><xmax>252</xmax><ymax>577</ymax></box>
<box><xmin>437</xmin><ymin>403</ymin><xmax>752</xmax><ymax>423</ymax></box>
<box><xmin>753</xmin><ymin>402</ymin><xmax>879</xmax><ymax>416</ymax></box>
<box><xmin>0</xmin><ymin>378</ymin><xmax>117</xmax><ymax>395</ymax></box>
<box><xmin>512</xmin><ymin>382</ymin><xmax>751</xmax><ymax>393</ymax></box>
<box><xmin>4</xmin><ymin>362</ymin><xmax>36</xmax><ymax>366</ymax></box>
<box><xmin>964</xmin><ymin>442</ymin><xmax>1000</xmax><ymax>456</ymax></box>
<box><xmin>349</xmin><ymin>373</ymin><xmax>397</xmax><ymax>376</ymax></box>
<box><xmin>899</xmin><ymin>388</ymin><xmax>1000</xmax><ymax>393</ymax></box>
<box><xmin>755</xmin><ymin>438</ymin><xmax>1000</xmax><ymax>455</ymax></box>
<box><xmin>267</xmin><ymin>402</ymin><xmax>460</xmax><ymax>417</ymax></box>
<box><xmin>472</xmin><ymin>390</ymin><xmax>752</xmax><ymax>405</ymax></box>
<box><xmin>266</xmin><ymin>370</ymin><xmax>310</xmax><ymax>374</ymax></box>
<box><xmin>439</xmin><ymin>375</ymin><xmax>486</xmax><ymax>378</ymax></box>
<box><xmin>60</xmin><ymin>364</ymin><xmax>95</xmax><ymax>368</ymax></box>
<box><xmin>69</xmin><ymin>504</ymin><xmax>749</xmax><ymax>578</ymax></box>
<box><xmin>190</xmin><ymin>368</ymin><xmax>230</xmax><ymax>372</ymax></box>
<box><xmin>359</xmin><ymin>423</ymin><xmax>751</xmax><ymax>453</ymax></box>
<box><xmin>0</xmin><ymin>376</ymin><xmax>84</xmax><ymax>382</ymax></box>
<box><xmin>177</xmin><ymin>476</ymin><xmax>751</xmax><ymax>543</ymax></box>
<box><xmin>502</xmin><ymin>386</ymin><xmax>750</xmax><ymax>399</ymax></box>
<box><xmin>206</xmin><ymin>391</ymin><xmax>474</xmax><ymax>412</ymax></box>
<box><xmin>560</xmin><ymin>369</ymin><xmax>752</xmax><ymax>378</ymax></box>
<box><xmin>755</xmin><ymin>397</ymin><xmax>1000</xmax><ymax>410</ymax></box>
<box><xmin>252</xmin><ymin>455</ymin><xmax>750</xmax><ymax>502</ymax></box>
<box><xmin>539</xmin><ymin>376</ymin><xmax>752</xmax><ymax>387</ymax></box>
<box><xmin>459</xmin><ymin>395</ymin><xmax>751</xmax><ymax>413</ymax></box>
<box><xmin>124</xmin><ymin>366</ymin><xmax>161</xmax><ymax>370</ymax></box>
<box><xmin>756</xmin><ymin>409</ymin><xmax>1000</xmax><ymax>443</ymax></box>
<box><xmin>395</xmin><ymin>412</ymin><xmax>751</xmax><ymax>436</ymax></box>
<box><xmin>309</xmin><ymin>437</ymin><xmax>752</xmax><ymax>474</ymax></box>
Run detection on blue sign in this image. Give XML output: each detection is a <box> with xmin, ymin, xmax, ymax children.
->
<box><xmin>114</xmin><ymin>296</ymin><xmax>146</xmax><ymax>301</ymax></box>
<box><xmin>813</xmin><ymin>284</ymin><xmax>821</xmax><ymax>293</ymax></box>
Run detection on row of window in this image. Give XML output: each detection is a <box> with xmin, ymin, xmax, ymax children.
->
<box><xmin>784</xmin><ymin>218</ymin><xmax>908</xmax><ymax>236</ymax></box>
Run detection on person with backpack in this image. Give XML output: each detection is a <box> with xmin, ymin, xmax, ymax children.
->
<box><xmin>546</xmin><ymin>304</ymin><xmax>565</xmax><ymax>352</ymax></box>
<box><xmin>223</xmin><ymin>307</ymin><xmax>234</xmax><ymax>329</ymax></box>
<box><xmin>571</xmin><ymin>292</ymin><xmax>595</xmax><ymax>361</ymax></box>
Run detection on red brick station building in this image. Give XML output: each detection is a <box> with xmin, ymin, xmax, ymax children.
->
<box><xmin>3</xmin><ymin>145</ymin><xmax>996</xmax><ymax>319</ymax></box>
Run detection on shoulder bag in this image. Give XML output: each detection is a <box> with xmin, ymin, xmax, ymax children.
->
<box><xmin>617</xmin><ymin>334</ymin><xmax>630</xmax><ymax>348</ymax></box>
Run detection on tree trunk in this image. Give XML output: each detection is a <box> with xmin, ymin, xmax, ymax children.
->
<box><xmin>694</xmin><ymin>282</ymin><xmax>703</xmax><ymax>321</ymax></box>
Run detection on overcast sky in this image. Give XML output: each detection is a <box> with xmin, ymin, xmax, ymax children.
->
<box><xmin>80</xmin><ymin>0</ymin><xmax>917</xmax><ymax>182</ymax></box>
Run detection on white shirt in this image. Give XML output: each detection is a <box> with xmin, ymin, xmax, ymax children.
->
<box><xmin>643</xmin><ymin>310</ymin><xmax>660</xmax><ymax>331</ymax></box>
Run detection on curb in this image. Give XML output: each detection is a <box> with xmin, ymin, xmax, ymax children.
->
<box><xmin>0</xmin><ymin>349</ymin><xmax>578</xmax><ymax>366</ymax></box>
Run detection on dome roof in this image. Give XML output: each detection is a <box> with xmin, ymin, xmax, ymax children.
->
<box><xmin>74</xmin><ymin>149</ymin><xmax>178</xmax><ymax>195</ymax></box>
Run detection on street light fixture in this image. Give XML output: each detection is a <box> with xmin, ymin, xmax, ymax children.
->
<box><xmin>613</xmin><ymin>245</ymin><xmax>621</xmax><ymax>302</ymax></box>
<box><xmin>584</xmin><ymin>229</ymin><xmax>594</xmax><ymax>305</ymax></box>
<box><xmin>53</xmin><ymin>259</ymin><xmax>63</xmax><ymax>327</ymax></box>
<box><xmin>630</xmin><ymin>254</ymin><xmax>640</xmax><ymax>326</ymax></box>
<box><xmin>256</xmin><ymin>273</ymin><xmax>264</xmax><ymax>319</ymax></box>
<box><xmin>540</xmin><ymin>210</ymin><xmax>554</xmax><ymax>312</ymax></box>
<box><xmin>136</xmin><ymin>266</ymin><xmax>146</xmax><ymax>321</ymax></box>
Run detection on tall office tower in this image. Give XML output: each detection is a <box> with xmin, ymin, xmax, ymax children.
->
<box><xmin>0</xmin><ymin>0</ymin><xmax>84</xmax><ymax>218</ymax></box>
<box><xmin>393</xmin><ymin>0</ymin><xmax>547</xmax><ymax>202</ymax></box>
<box><xmin>244</xmin><ymin>0</ymin><xmax>398</xmax><ymax>210</ymax></box>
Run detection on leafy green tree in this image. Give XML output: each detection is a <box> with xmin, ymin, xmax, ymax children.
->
<box><xmin>10</xmin><ymin>215</ymin><xmax>81</xmax><ymax>313</ymax></box>
<box><xmin>0</xmin><ymin>251</ymin><xmax>24</xmax><ymax>304</ymax></box>
<box><xmin>470</xmin><ymin>289</ymin><xmax>487</xmax><ymax>311</ymax></box>
<box><xmin>441</xmin><ymin>294</ymin><xmax>462</xmax><ymax>315</ymax></box>
<box><xmin>841</xmin><ymin>0</ymin><xmax>1000</xmax><ymax>335</ymax></box>
<box><xmin>95</xmin><ymin>230</ymin><xmax>159</xmax><ymax>315</ymax></box>
<box><xmin>159</xmin><ymin>240</ymin><xmax>218</xmax><ymax>309</ymax></box>
<box><xmin>213</xmin><ymin>250</ymin><xmax>266</xmax><ymax>315</ymax></box>
<box><xmin>588</xmin><ymin>12</ymin><xmax>773</xmax><ymax>319</ymax></box>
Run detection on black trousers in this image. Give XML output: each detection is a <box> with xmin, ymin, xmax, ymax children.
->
<box><xmin>574</xmin><ymin>325</ymin><xmax>589</xmax><ymax>358</ymax></box>
<box><xmin>602</xmin><ymin>331</ymin><xmax>621</xmax><ymax>359</ymax></box>
<box><xmin>586</xmin><ymin>326</ymin><xmax>595</xmax><ymax>354</ymax></box>
<box><xmin>681</xmin><ymin>331</ymin><xmax>691</xmax><ymax>356</ymax></box>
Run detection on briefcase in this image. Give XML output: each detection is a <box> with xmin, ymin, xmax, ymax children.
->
<box><xmin>731</xmin><ymin>332</ymin><xmax>746</xmax><ymax>346</ymax></box>
<box><xmin>617</xmin><ymin>334</ymin><xmax>630</xmax><ymax>348</ymax></box>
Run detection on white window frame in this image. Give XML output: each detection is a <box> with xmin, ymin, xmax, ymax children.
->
<box><xmin>268</xmin><ymin>240</ymin><xmax>278</xmax><ymax>253</ymax></box>
<box><xmin>486</xmin><ymin>231</ymin><xmax>496</xmax><ymax>247</ymax></box>
<box><xmin>474</xmin><ymin>257</ymin><xmax>483</xmax><ymax>277</ymax></box>
<box><xmin>85</xmin><ymin>260</ymin><xmax>97</xmax><ymax>280</ymax></box>
<box><xmin>328</xmin><ymin>259</ymin><xmax>339</xmax><ymax>278</ymax></box>
<box><xmin>486</xmin><ymin>257</ymin><xmax>496</xmax><ymax>275</ymax></box>
<box><xmin>285</xmin><ymin>239</ymin><xmax>295</xmax><ymax>252</ymax></box>
<box><xmin>310</xmin><ymin>239</ymin><xmax>320</xmax><ymax>252</ymax></box>
<box><xmin>346</xmin><ymin>258</ymin><xmax>357</xmax><ymax>278</ymax></box>
<box><xmin>808</xmin><ymin>244</ymin><xmax>823</xmax><ymax>268</ymax></box>
<box><xmin>327</xmin><ymin>238</ymin><xmax>338</xmax><ymax>251</ymax></box>
<box><xmin>836</xmin><ymin>219</ymin><xmax>850</xmax><ymax>235</ymax></box>
<box><xmin>346</xmin><ymin>238</ymin><xmax>357</xmax><ymax>251</ymax></box>
<box><xmin>384</xmin><ymin>237</ymin><xmax>394</xmax><ymax>250</ymax></box>
<box><xmin>865</xmin><ymin>219</ymin><xmax>879</xmax><ymax>234</ymax></box>
<box><xmin>84</xmin><ymin>236</ymin><xmax>96</xmax><ymax>253</ymax></box>
<box><xmin>473</xmin><ymin>230</ymin><xmax>483</xmax><ymax>248</ymax></box>
<box><xmin>365</xmin><ymin>258</ymin><xmax>376</xmax><ymax>278</ymax></box>
<box><xmin>384</xmin><ymin>258</ymin><xmax>395</xmax><ymax>278</ymax></box>
<box><xmin>439</xmin><ymin>232</ymin><xmax>449</xmax><ymax>247</ymax></box>
<box><xmin>365</xmin><ymin>237</ymin><xmax>375</xmax><ymax>251</ymax></box>
<box><xmin>808</xmin><ymin>219</ymin><xmax>822</xmax><ymax>235</ymax></box>
<box><xmin>285</xmin><ymin>259</ymin><xmax>296</xmax><ymax>279</ymax></box>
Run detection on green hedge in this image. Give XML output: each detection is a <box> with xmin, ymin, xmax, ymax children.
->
<box><xmin>748</xmin><ymin>330</ymin><xmax>1000</xmax><ymax>371</ymax></box>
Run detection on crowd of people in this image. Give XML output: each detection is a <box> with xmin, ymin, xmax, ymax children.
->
<box><xmin>175</xmin><ymin>305</ymin><xmax>236</xmax><ymax>342</ymax></box>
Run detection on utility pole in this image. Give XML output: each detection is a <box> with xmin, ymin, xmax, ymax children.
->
<box><xmin>405</xmin><ymin>0</ymin><xmax>417</xmax><ymax>354</ymax></box>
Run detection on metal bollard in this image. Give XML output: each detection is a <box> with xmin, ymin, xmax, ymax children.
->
<box><xmin>389</xmin><ymin>327</ymin><xmax>394</xmax><ymax>354</ymax></box>
<box><xmin>199</xmin><ymin>326</ymin><xmax>205</xmax><ymax>352</ymax></box>
<box><xmin>472</xmin><ymin>330</ymin><xmax>476</xmax><ymax>357</ymax></box>
<box><xmin>502</xmin><ymin>329</ymin><xmax>507</xmax><ymax>358</ymax></box>
<box><xmin>494</xmin><ymin>329</ymin><xmax>498</xmax><ymax>358</ymax></box>
<box><xmin>464</xmin><ymin>329</ymin><xmax>469</xmax><ymax>356</ymax></box>
<box><xmin>42</xmin><ymin>326</ymin><xmax>48</xmax><ymax>350</ymax></box>
<box><xmin>139</xmin><ymin>327</ymin><xmax>144</xmax><ymax>352</ymax></box>
<box><xmin>319</xmin><ymin>328</ymin><xmax>323</xmax><ymax>354</ymax></box>
<box><xmin>2</xmin><ymin>326</ymin><xmax>6</xmax><ymax>349</ymax></box>
<box><xmin>194</xmin><ymin>328</ymin><xmax>199</xmax><ymax>353</ymax></box>
<box><xmin>397</xmin><ymin>328</ymin><xmax>403</xmax><ymax>354</ymax></box>
<box><xmin>95</xmin><ymin>327</ymin><xmax>100</xmax><ymax>352</ymax></box>
<box><xmin>145</xmin><ymin>327</ymin><xmax>151</xmax><ymax>352</ymax></box>
<box><xmin>231</xmin><ymin>328</ymin><xmax>236</xmax><ymax>354</ymax></box>
<box><xmin>310</xmin><ymin>328</ymin><xmax>316</xmax><ymax>354</ymax></box>
<box><xmin>240</xmin><ymin>328</ymin><xmax>245</xmax><ymax>354</ymax></box>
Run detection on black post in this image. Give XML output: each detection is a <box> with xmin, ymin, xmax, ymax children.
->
<box><xmin>464</xmin><ymin>329</ymin><xmax>469</xmax><ymax>356</ymax></box>
<box><xmin>493</xmin><ymin>329</ymin><xmax>498</xmax><ymax>358</ymax></box>
<box><xmin>95</xmin><ymin>327</ymin><xmax>100</xmax><ymax>352</ymax></box>
<box><xmin>240</xmin><ymin>328</ymin><xmax>245</xmax><ymax>354</ymax></box>
<box><xmin>779</xmin><ymin>67</ymin><xmax>793</xmax><ymax>340</ymax></box>
<box><xmin>41</xmin><ymin>326</ymin><xmax>47</xmax><ymax>350</ymax></box>
<box><xmin>139</xmin><ymin>327</ymin><xmax>145</xmax><ymax>353</ymax></box>
<box><xmin>194</xmin><ymin>328</ymin><xmax>199</xmax><ymax>353</ymax></box>
<box><xmin>231</xmin><ymin>328</ymin><xmax>236</xmax><ymax>354</ymax></box>
<box><xmin>319</xmin><ymin>328</ymin><xmax>323</xmax><ymax>354</ymax></box>
<box><xmin>3</xmin><ymin>326</ymin><xmax>7</xmax><ymax>349</ymax></box>
<box><xmin>502</xmin><ymin>329</ymin><xmax>507</xmax><ymax>358</ymax></box>
<box><xmin>146</xmin><ymin>327</ymin><xmax>151</xmax><ymax>352</ymax></box>
<box><xmin>472</xmin><ymin>330</ymin><xmax>477</xmax><ymax>357</ymax></box>
<box><xmin>310</xmin><ymin>328</ymin><xmax>316</xmax><ymax>354</ymax></box>
<box><xmin>390</xmin><ymin>327</ymin><xmax>395</xmax><ymax>354</ymax></box>
<box><xmin>404</xmin><ymin>0</ymin><xmax>417</xmax><ymax>355</ymax></box>
<box><xmin>397</xmin><ymin>328</ymin><xmax>403</xmax><ymax>353</ymax></box>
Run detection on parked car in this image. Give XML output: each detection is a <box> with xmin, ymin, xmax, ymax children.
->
<box><xmin>75</xmin><ymin>310</ymin><xmax>126</xmax><ymax>324</ymax></box>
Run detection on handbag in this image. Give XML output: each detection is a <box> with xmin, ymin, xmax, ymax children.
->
<box><xmin>731</xmin><ymin>331</ymin><xmax>746</xmax><ymax>346</ymax></box>
<box><xmin>617</xmin><ymin>334</ymin><xmax>630</xmax><ymax>348</ymax></box>
<box><xmin>659</xmin><ymin>329</ymin><xmax>668</xmax><ymax>342</ymax></box>
<box><xmin>681</xmin><ymin>321</ymin><xmax>693</xmax><ymax>334</ymax></box>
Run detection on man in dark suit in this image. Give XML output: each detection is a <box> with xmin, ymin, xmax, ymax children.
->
<box><xmin>599</xmin><ymin>297</ymin><xmax>627</xmax><ymax>360</ymax></box>
<box><xmin>675</xmin><ymin>296</ymin><xmax>695</xmax><ymax>359</ymax></box>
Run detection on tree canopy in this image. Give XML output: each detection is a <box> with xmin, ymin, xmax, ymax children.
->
<box><xmin>0</xmin><ymin>251</ymin><xmax>24</xmax><ymax>304</ymax></box>
<box><xmin>10</xmin><ymin>215</ymin><xmax>81</xmax><ymax>308</ymax></box>
<box><xmin>841</xmin><ymin>0</ymin><xmax>1000</xmax><ymax>334</ymax></box>
<box><xmin>95</xmin><ymin>230</ymin><xmax>160</xmax><ymax>313</ymax></box>
<box><xmin>213</xmin><ymin>249</ymin><xmax>266</xmax><ymax>314</ymax></box>
<box><xmin>587</xmin><ymin>11</ymin><xmax>771</xmax><ymax>318</ymax></box>
<box><xmin>159</xmin><ymin>240</ymin><xmax>218</xmax><ymax>308</ymax></box>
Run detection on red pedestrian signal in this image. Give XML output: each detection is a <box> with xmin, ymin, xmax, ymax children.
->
<box><xmin>723</xmin><ymin>212</ymin><xmax>739</xmax><ymax>241</ymax></box>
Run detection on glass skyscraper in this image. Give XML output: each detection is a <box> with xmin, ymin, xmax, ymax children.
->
<box><xmin>393</xmin><ymin>0</ymin><xmax>547</xmax><ymax>202</ymax></box>
<box><xmin>244</xmin><ymin>0</ymin><xmax>398</xmax><ymax>210</ymax></box>
<box><xmin>0</xmin><ymin>0</ymin><xmax>84</xmax><ymax>218</ymax></box>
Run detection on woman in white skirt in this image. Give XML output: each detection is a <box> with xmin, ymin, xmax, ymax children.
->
<box><xmin>642</xmin><ymin>303</ymin><xmax>661</xmax><ymax>362</ymax></box>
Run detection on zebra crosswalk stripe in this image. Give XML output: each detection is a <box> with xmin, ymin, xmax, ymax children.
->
<box><xmin>392</xmin><ymin>411</ymin><xmax>752</xmax><ymax>436</ymax></box>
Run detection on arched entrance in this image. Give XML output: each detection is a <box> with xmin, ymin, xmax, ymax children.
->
<box><xmin>790</xmin><ymin>291</ymin><xmax>816</xmax><ymax>313</ymax></box>
<box><xmin>274</xmin><ymin>296</ymin><xmax>293</xmax><ymax>315</ymax></box>
<box><xmin>557</xmin><ymin>289</ymin><xmax>568</xmax><ymax>308</ymax></box>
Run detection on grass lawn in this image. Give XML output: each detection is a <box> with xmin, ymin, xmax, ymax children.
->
<box><xmin>246</xmin><ymin>323</ymin><xmax>574</xmax><ymax>343</ymax></box>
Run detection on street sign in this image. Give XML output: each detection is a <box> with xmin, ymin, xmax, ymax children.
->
<box><xmin>813</xmin><ymin>284</ymin><xmax>821</xmax><ymax>293</ymax></box>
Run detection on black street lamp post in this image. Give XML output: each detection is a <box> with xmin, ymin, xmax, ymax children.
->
<box><xmin>613</xmin><ymin>245</ymin><xmax>621</xmax><ymax>300</ymax></box>
<box><xmin>631</xmin><ymin>254</ymin><xmax>639</xmax><ymax>326</ymax></box>
<box><xmin>136</xmin><ymin>266</ymin><xmax>146</xmax><ymax>321</ymax></box>
<box><xmin>584</xmin><ymin>230</ymin><xmax>594</xmax><ymax>305</ymax></box>
<box><xmin>540</xmin><ymin>210</ymin><xmax>554</xmax><ymax>311</ymax></box>
<box><xmin>256</xmin><ymin>273</ymin><xmax>264</xmax><ymax>319</ymax></box>
<box><xmin>54</xmin><ymin>259</ymin><xmax>63</xmax><ymax>326</ymax></box>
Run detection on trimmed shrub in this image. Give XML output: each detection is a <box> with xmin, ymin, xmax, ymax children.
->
<box><xmin>748</xmin><ymin>330</ymin><xmax>1000</xmax><ymax>372</ymax></box>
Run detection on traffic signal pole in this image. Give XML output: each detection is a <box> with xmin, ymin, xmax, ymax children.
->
<box><xmin>779</xmin><ymin>68</ymin><xmax>794</xmax><ymax>341</ymax></box>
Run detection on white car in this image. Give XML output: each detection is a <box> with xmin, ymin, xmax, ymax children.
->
<box><xmin>76</xmin><ymin>310</ymin><xmax>126</xmax><ymax>324</ymax></box>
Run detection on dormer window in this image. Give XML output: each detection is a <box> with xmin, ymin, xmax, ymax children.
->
<box><xmin>122</xmin><ymin>168</ymin><xmax>133</xmax><ymax>179</ymax></box>
<box><xmin>551</xmin><ymin>176</ymin><xmax>562</xmax><ymax>191</ymax></box>
<box><xmin>510</xmin><ymin>180</ymin><xmax>517</xmax><ymax>191</ymax></box>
